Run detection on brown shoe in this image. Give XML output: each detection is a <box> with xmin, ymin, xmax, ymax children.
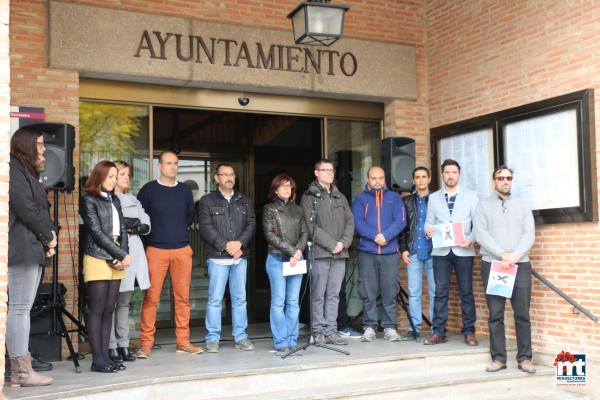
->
<box><xmin>136</xmin><ymin>346</ymin><xmax>152</xmax><ymax>359</ymax></box>
<box><xmin>176</xmin><ymin>343</ymin><xmax>205</xmax><ymax>354</ymax></box>
<box><xmin>518</xmin><ymin>359</ymin><xmax>536</xmax><ymax>374</ymax></box>
<box><xmin>10</xmin><ymin>353</ymin><xmax>53</xmax><ymax>387</ymax></box>
<box><xmin>464</xmin><ymin>333</ymin><xmax>478</xmax><ymax>346</ymax></box>
<box><xmin>486</xmin><ymin>360</ymin><xmax>507</xmax><ymax>372</ymax></box>
<box><xmin>423</xmin><ymin>333</ymin><xmax>447</xmax><ymax>345</ymax></box>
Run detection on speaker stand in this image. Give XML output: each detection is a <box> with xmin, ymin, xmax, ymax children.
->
<box><xmin>49</xmin><ymin>190</ymin><xmax>88</xmax><ymax>373</ymax></box>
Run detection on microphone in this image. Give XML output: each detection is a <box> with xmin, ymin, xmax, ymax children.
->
<box><xmin>306</xmin><ymin>186</ymin><xmax>321</xmax><ymax>198</ymax></box>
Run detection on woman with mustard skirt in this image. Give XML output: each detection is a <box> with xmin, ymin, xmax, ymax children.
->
<box><xmin>80</xmin><ymin>161</ymin><xmax>131</xmax><ymax>373</ymax></box>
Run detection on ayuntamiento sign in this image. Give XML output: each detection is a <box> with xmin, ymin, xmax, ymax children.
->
<box><xmin>49</xmin><ymin>1</ymin><xmax>417</xmax><ymax>101</ymax></box>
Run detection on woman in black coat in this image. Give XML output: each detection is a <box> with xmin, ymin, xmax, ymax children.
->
<box><xmin>7</xmin><ymin>126</ymin><xmax>56</xmax><ymax>386</ymax></box>
<box><xmin>80</xmin><ymin>161</ymin><xmax>131</xmax><ymax>373</ymax></box>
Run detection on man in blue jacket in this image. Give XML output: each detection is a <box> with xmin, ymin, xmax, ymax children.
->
<box><xmin>352</xmin><ymin>166</ymin><xmax>406</xmax><ymax>342</ymax></box>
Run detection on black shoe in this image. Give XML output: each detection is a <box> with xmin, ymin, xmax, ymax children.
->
<box><xmin>118</xmin><ymin>347</ymin><xmax>136</xmax><ymax>362</ymax></box>
<box><xmin>110</xmin><ymin>360</ymin><xmax>126</xmax><ymax>371</ymax></box>
<box><xmin>400</xmin><ymin>331</ymin><xmax>419</xmax><ymax>342</ymax></box>
<box><xmin>109</xmin><ymin>348</ymin><xmax>123</xmax><ymax>363</ymax></box>
<box><xmin>91</xmin><ymin>363</ymin><xmax>118</xmax><ymax>373</ymax></box>
<box><xmin>31</xmin><ymin>353</ymin><xmax>53</xmax><ymax>371</ymax></box>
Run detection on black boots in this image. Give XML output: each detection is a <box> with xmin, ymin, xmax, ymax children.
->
<box><xmin>31</xmin><ymin>354</ymin><xmax>53</xmax><ymax>372</ymax></box>
<box><xmin>118</xmin><ymin>347</ymin><xmax>136</xmax><ymax>362</ymax></box>
<box><xmin>109</xmin><ymin>347</ymin><xmax>136</xmax><ymax>362</ymax></box>
<box><xmin>108</xmin><ymin>348</ymin><xmax>123</xmax><ymax>363</ymax></box>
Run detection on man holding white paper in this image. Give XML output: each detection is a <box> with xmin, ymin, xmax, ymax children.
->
<box><xmin>474</xmin><ymin>166</ymin><xmax>536</xmax><ymax>374</ymax></box>
<box><xmin>351</xmin><ymin>166</ymin><xmax>406</xmax><ymax>342</ymax></box>
<box><xmin>424</xmin><ymin>159</ymin><xmax>479</xmax><ymax>346</ymax></box>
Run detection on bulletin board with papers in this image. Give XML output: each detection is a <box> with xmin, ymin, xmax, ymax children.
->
<box><xmin>430</xmin><ymin>89</ymin><xmax>595</xmax><ymax>224</ymax></box>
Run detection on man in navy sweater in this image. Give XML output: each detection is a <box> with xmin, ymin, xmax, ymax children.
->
<box><xmin>351</xmin><ymin>166</ymin><xmax>406</xmax><ymax>342</ymax></box>
<box><xmin>136</xmin><ymin>151</ymin><xmax>202</xmax><ymax>358</ymax></box>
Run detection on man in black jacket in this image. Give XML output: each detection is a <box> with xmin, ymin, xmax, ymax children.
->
<box><xmin>399</xmin><ymin>166</ymin><xmax>435</xmax><ymax>341</ymax></box>
<box><xmin>197</xmin><ymin>163</ymin><xmax>256</xmax><ymax>353</ymax></box>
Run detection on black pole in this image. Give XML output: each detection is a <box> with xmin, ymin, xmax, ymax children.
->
<box><xmin>50</xmin><ymin>190</ymin><xmax>87</xmax><ymax>372</ymax></box>
<box><xmin>283</xmin><ymin>195</ymin><xmax>350</xmax><ymax>358</ymax></box>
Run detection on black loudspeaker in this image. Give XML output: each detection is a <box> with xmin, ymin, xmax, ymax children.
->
<box><xmin>30</xmin><ymin>123</ymin><xmax>75</xmax><ymax>191</ymax></box>
<box><xmin>29</xmin><ymin>283</ymin><xmax>66</xmax><ymax>362</ymax></box>
<box><xmin>381</xmin><ymin>137</ymin><xmax>416</xmax><ymax>191</ymax></box>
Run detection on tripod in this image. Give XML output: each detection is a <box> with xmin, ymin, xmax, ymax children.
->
<box><xmin>283</xmin><ymin>194</ymin><xmax>350</xmax><ymax>358</ymax></box>
<box><xmin>396</xmin><ymin>283</ymin><xmax>431</xmax><ymax>336</ymax></box>
<box><xmin>48</xmin><ymin>190</ymin><xmax>88</xmax><ymax>373</ymax></box>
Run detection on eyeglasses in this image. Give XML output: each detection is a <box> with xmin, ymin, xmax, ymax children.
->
<box><xmin>495</xmin><ymin>176</ymin><xmax>513</xmax><ymax>182</ymax></box>
<box><xmin>36</xmin><ymin>140</ymin><xmax>44</xmax><ymax>147</ymax></box>
<box><xmin>217</xmin><ymin>173</ymin><xmax>235</xmax><ymax>178</ymax></box>
<box><xmin>279</xmin><ymin>183</ymin><xmax>292</xmax><ymax>188</ymax></box>
<box><xmin>317</xmin><ymin>168</ymin><xmax>335</xmax><ymax>173</ymax></box>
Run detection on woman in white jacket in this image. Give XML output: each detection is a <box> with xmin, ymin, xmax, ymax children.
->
<box><xmin>109</xmin><ymin>160</ymin><xmax>151</xmax><ymax>362</ymax></box>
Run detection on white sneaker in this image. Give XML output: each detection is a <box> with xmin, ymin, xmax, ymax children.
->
<box><xmin>361</xmin><ymin>327</ymin><xmax>376</xmax><ymax>342</ymax></box>
<box><xmin>384</xmin><ymin>328</ymin><xmax>401</xmax><ymax>342</ymax></box>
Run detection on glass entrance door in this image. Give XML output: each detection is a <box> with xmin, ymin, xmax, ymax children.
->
<box><xmin>151</xmin><ymin>157</ymin><xmax>247</xmax><ymax>328</ymax></box>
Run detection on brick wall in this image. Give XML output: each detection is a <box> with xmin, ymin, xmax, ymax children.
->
<box><xmin>10</xmin><ymin>0</ymin><xmax>80</xmax><ymax>356</ymax></box>
<box><xmin>426</xmin><ymin>0</ymin><xmax>600</xmax><ymax>358</ymax></box>
<box><xmin>1</xmin><ymin>0</ymin><xmax>10</xmax><ymax>392</ymax></box>
<box><xmin>11</xmin><ymin>0</ymin><xmax>597</xmax><ymax>381</ymax></box>
<box><xmin>9</xmin><ymin>0</ymin><xmax>428</xmax><ymax>358</ymax></box>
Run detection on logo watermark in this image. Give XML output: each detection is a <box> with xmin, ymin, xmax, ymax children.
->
<box><xmin>554</xmin><ymin>350</ymin><xmax>586</xmax><ymax>386</ymax></box>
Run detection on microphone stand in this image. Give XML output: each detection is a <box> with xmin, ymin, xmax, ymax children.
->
<box><xmin>283</xmin><ymin>193</ymin><xmax>350</xmax><ymax>358</ymax></box>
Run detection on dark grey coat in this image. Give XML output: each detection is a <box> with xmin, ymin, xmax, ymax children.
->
<box><xmin>300</xmin><ymin>181</ymin><xmax>354</xmax><ymax>259</ymax></box>
<box><xmin>8</xmin><ymin>159</ymin><xmax>54</xmax><ymax>267</ymax></box>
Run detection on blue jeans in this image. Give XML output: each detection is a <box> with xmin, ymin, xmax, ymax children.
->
<box><xmin>266</xmin><ymin>254</ymin><xmax>303</xmax><ymax>350</ymax></box>
<box><xmin>205</xmin><ymin>258</ymin><xmax>249</xmax><ymax>343</ymax></box>
<box><xmin>432</xmin><ymin>252</ymin><xmax>476</xmax><ymax>336</ymax></box>
<box><xmin>406</xmin><ymin>255</ymin><xmax>435</xmax><ymax>333</ymax></box>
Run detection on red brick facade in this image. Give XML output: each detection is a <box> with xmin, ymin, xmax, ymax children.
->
<box><xmin>426</xmin><ymin>0</ymin><xmax>600</xmax><ymax>360</ymax></box>
<box><xmin>3</xmin><ymin>1</ymin><xmax>599</xmax><ymax>393</ymax></box>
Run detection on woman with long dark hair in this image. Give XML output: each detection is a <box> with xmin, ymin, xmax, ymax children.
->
<box><xmin>81</xmin><ymin>161</ymin><xmax>131</xmax><ymax>373</ymax></box>
<box><xmin>108</xmin><ymin>160</ymin><xmax>151</xmax><ymax>363</ymax></box>
<box><xmin>262</xmin><ymin>174</ymin><xmax>308</xmax><ymax>356</ymax></box>
<box><xmin>7</xmin><ymin>126</ymin><xmax>55</xmax><ymax>386</ymax></box>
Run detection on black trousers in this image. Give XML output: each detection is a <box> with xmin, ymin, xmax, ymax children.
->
<box><xmin>481</xmin><ymin>261</ymin><xmax>533</xmax><ymax>363</ymax></box>
<box><xmin>432</xmin><ymin>252</ymin><xmax>476</xmax><ymax>335</ymax></box>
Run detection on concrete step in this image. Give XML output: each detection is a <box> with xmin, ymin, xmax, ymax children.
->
<box><xmin>219</xmin><ymin>366</ymin><xmax>560</xmax><ymax>400</ymax></box>
<box><xmin>7</xmin><ymin>339</ymin><xmax>573</xmax><ymax>400</ymax></box>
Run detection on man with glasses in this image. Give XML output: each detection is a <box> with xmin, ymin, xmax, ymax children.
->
<box><xmin>198</xmin><ymin>163</ymin><xmax>256</xmax><ymax>353</ymax></box>
<box><xmin>137</xmin><ymin>151</ymin><xmax>200</xmax><ymax>358</ymax></box>
<box><xmin>424</xmin><ymin>159</ymin><xmax>479</xmax><ymax>347</ymax></box>
<box><xmin>474</xmin><ymin>166</ymin><xmax>536</xmax><ymax>374</ymax></box>
<box><xmin>301</xmin><ymin>159</ymin><xmax>355</xmax><ymax>345</ymax></box>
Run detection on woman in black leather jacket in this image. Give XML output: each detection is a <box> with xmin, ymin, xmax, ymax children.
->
<box><xmin>262</xmin><ymin>174</ymin><xmax>308</xmax><ymax>356</ymax></box>
<box><xmin>81</xmin><ymin>161</ymin><xmax>131</xmax><ymax>373</ymax></box>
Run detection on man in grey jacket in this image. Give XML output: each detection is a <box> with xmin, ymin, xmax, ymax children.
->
<box><xmin>300</xmin><ymin>159</ymin><xmax>355</xmax><ymax>346</ymax></box>
<box><xmin>424</xmin><ymin>159</ymin><xmax>479</xmax><ymax>346</ymax></box>
<box><xmin>474</xmin><ymin>166</ymin><xmax>536</xmax><ymax>374</ymax></box>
